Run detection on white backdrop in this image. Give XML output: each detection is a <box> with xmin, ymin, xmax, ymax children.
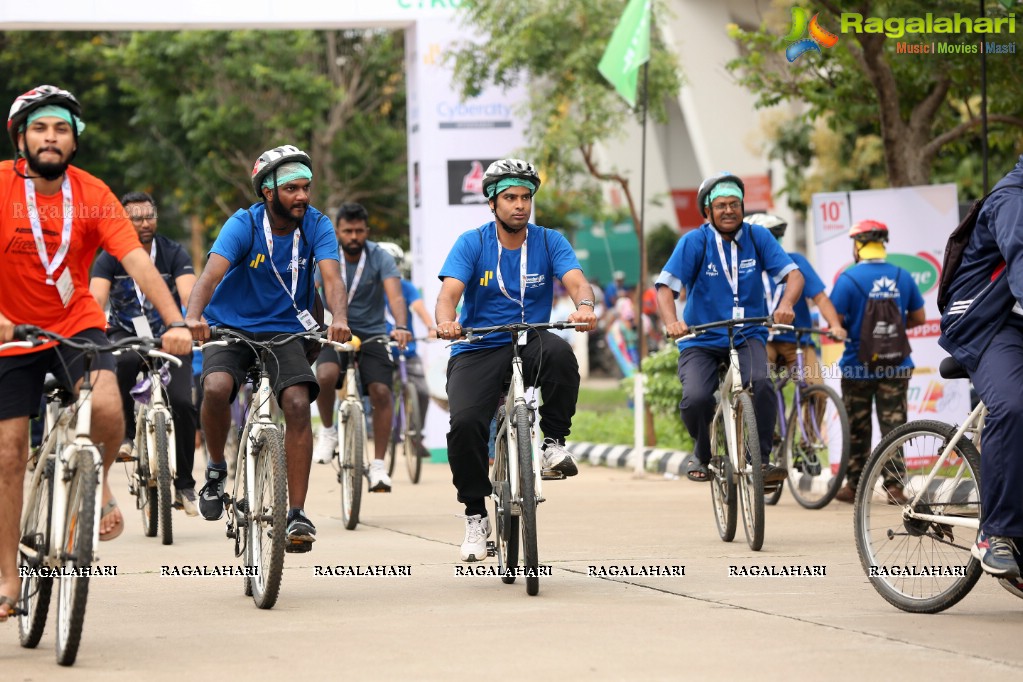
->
<box><xmin>811</xmin><ymin>184</ymin><xmax>969</xmax><ymax>450</ymax></box>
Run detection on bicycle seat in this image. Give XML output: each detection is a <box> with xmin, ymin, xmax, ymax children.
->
<box><xmin>938</xmin><ymin>357</ymin><xmax>969</xmax><ymax>380</ymax></box>
<box><xmin>43</xmin><ymin>373</ymin><xmax>74</xmax><ymax>406</ymax></box>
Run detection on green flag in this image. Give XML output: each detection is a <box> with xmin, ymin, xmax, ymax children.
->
<box><xmin>598</xmin><ymin>0</ymin><xmax>651</xmax><ymax>108</ymax></box>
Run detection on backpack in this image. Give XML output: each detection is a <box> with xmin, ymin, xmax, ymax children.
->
<box><xmin>937</xmin><ymin>184</ymin><xmax>1023</xmax><ymax>314</ymax></box>
<box><xmin>842</xmin><ymin>267</ymin><xmax>912</xmax><ymax>370</ymax></box>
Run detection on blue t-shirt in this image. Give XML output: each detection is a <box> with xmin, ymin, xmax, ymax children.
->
<box><xmin>386</xmin><ymin>278</ymin><xmax>422</xmax><ymax>357</ymax></box>
<box><xmin>204</xmin><ymin>204</ymin><xmax>338</xmax><ymax>333</ymax></box>
<box><xmin>830</xmin><ymin>261</ymin><xmax>925</xmax><ymax>379</ymax></box>
<box><xmin>655</xmin><ymin>223</ymin><xmax>798</xmax><ymax>350</ymax></box>
<box><xmin>438</xmin><ymin>222</ymin><xmax>581</xmax><ymax>356</ymax></box>
<box><xmin>765</xmin><ymin>251</ymin><xmax>825</xmax><ymax>345</ymax></box>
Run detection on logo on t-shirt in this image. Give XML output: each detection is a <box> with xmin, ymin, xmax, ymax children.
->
<box><xmin>706</xmin><ymin>262</ymin><xmax>719</xmax><ymax>276</ymax></box>
<box><xmin>287</xmin><ymin>256</ymin><xmax>308</xmax><ymax>273</ymax></box>
<box><xmin>526</xmin><ymin>273</ymin><xmax>545</xmax><ymax>288</ymax></box>
<box><xmin>250</xmin><ymin>254</ymin><xmax>265</xmax><ymax>269</ymax></box>
<box><xmin>480</xmin><ymin>270</ymin><xmax>493</xmax><ymax>286</ymax></box>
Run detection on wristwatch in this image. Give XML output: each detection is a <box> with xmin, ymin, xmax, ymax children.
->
<box><xmin>576</xmin><ymin>299</ymin><xmax>595</xmax><ymax>310</ymax></box>
<box><xmin>167</xmin><ymin>321</ymin><xmax>188</xmax><ymax>329</ymax></box>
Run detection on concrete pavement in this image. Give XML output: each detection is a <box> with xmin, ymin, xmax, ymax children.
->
<box><xmin>7</xmin><ymin>459</ymin><xmax>1023</xmax><ymax>680</ymax></box>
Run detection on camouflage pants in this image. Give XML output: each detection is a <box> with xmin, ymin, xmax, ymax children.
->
<box><xmin>841</xmin><ymin>377</ymin><xmax>910</xmax><ymax>489</ymax></box>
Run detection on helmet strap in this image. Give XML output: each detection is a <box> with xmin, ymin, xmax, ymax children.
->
<box><xmin>490</xmin><ymin>200</ymin><xmax>525</xmax><ymax>234</ymax></box>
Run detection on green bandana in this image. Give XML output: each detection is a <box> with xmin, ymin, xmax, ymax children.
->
<box><xmin>26</xmin><ymin>105</ymin><xmax>85</xmax><ymax>134</ymax></box>
<box><xmin>263</xmin><ymin>161</ymin><xmax>313</xmax><ymax>190</ymax></box>
<box><xmin>487</xmin><ymin>177</ymin><xmax>536</xmax><ymax>199</ymax></box>
<box><xmin>706</xmin><ymin>181</ymin><xmax>743</xmax><ymax>207</ymax></box>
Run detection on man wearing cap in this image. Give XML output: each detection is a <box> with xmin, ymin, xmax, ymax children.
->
<box><xmin>0</xmin><ymin>85</ymin><xmax>191</xmax><ymax>620</ymax></box>
<box><xmin>185</xmin><ymin>145</ymin><xmax>350</xmax><ymax>551</ymax></box>
<box><xmin>655</xmin><ymin>172</ymin><xmax>804</xmax><ymax>484</ymax></box>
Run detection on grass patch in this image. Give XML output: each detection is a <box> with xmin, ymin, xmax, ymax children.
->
<box><xmin>573</xmin><ymin>386</ymin><xmax>693</xmax><ymax>451</ymax></box>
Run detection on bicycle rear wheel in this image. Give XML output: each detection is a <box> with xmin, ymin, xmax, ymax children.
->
<box><xmin>854</xmin><ymin>420</ymin><xmax>982</xmax><ymax>613</ymax></box>
<box><xmin>403</xmin><ymin>383</ymin><xmax>423</xmax><ymax>484</ymax></box>
<box><xmin>55</xmin><ymin>449</ymin><xmax>98</xmax><ymax>666</ymax></box>
<box><xmin>340</xmin><ymin>403</ymin><xmax>365</xmax><ymax>530</ymax></box>
<box><xmin>786</xmin><ymin>384</ymin><xmax>849</xmax><ymax>509</ymax></box>
<box><xmin>765</xmin><ymin>391</ymin><xmax>785</xmax><ymax>507</ymax></box>
<box><xmin>249</xmin><ymin>427</ymin><xmax>287</xmax><ymax>609</ymax></box>
<box><xmin>154</xmin><ymin>411</ymin><xmax>174</xmax><ymax>545</ymax></box>
<box><xmin>709</xmin><ymin>406</ymin><xmax>736</xmax><ymax>543</ymax></box>
<box><xmin>515</xmin><ymin>405</ymin><xmax>539</xmax><ymax>596</ymax></box>
<box><xmin>136</xmin><ymin>423</ymin><xmax>158</xmax><ymax>538</ymax></box>
<box><xmin>18</xmin><ymin>458</ymin><xmax>54</xmax><ymax>649</ymax></box>
<box><xmin>385</xmin><ymin>382</ymin><xmax>399</xmax><ymax>477</ymax></box>
<box><xmin>493</xmin><ymin>407</ymin><xmax>519</xmax><ymax>584</ymax></box>
<box><xmin>736</xmin><ymin>393</ymin><xmax>765</xmax><ymax>551</ymax></box>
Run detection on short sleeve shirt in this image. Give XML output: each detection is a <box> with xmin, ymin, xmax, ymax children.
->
<box><xmin>342</xmin><ymin>240</ymin><xmax>400</xmax><ymax>337</ymax></box>
<box><xmin>764</xmin><ymin>251</ymin><xmax>825</xmax><ymax>345</ymax></box>
<box><xmin>386</xmin><ymin>278</ymin><xmax>422</xmax><ymax>357</ymax></box>
<box><xmin>92</xmin><ymin>234</ymin><xmax>194</xmax><ymax>336</ymax></box>
<box><xmin>439</xmin><ymin>223</ymin><xmax>581</xmax><ymax>356</ymax></box>
<box><xmin>655</xmin><ymin>223</ymin><xmax>798</xmax><ymax>350</ymax></box>
<box><xmin>0</xmin><ymin>160</ymin><xmax>141</xmax><ymax>356</ymax></box>
<box><xmin>204</xmin><ymin>203</ymin><xmax>338</xmax><ymax>333</ymax></box>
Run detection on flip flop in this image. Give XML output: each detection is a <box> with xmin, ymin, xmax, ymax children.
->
<box><xmin>99</xmin><ymin>498</ymin><xmax>124</xmax><ymax>542</ymax></box>
<box><xmin>686</xmin><ymin>458</ymin><xmax>713</xmax><ymax>483</ymax></box>
<box><xmin>0</xmin><ymin>595</ymin><xmax>25</xmax><ymax>623</ymax></box>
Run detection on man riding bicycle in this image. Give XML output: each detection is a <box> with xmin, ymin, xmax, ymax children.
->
<box><xmin>311</xmin><ymin>203</ymin><xmax>411</xmax><ymax>491</ymax></box>
<box><xmin>185</xmin><ymin>145</ymin><xmax>351</xmax><ymax>551</ymax></box>
<box><xmin>654</xmin><ymin>173</ymin><xmax>804</xmax><ymax>484</ymax></box>
<box><xmin>90</xmin><ymin>191</ymin><xmax>200</xmax><ymax>515</ymax></box>
<box><xmin>0</xmin><ymin>85</ymin><xmax>191</xmax><ymax>620</ymax></box>
<box><xmin>435</xmin><ymin>158</ymin><xmax>597</xmax><ymax>562</ymax></box>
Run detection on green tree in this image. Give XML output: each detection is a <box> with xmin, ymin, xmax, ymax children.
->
<box><xmin>728</xmin><ymin>0</ymin><xmax>1023</xmax><ymax>203</ymax></box>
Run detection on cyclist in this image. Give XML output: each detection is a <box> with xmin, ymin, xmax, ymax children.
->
<box><xmin>744</xmin><ymin>213</ymin><xmax>847</xmax><ymax>383</ymax></box>
<box><xmin>184</xmin><ymin>145</ymin><xmax>351</xmax><ymax>551</ymax></box>
<box><xmin>0</xmin><ymin>85</ymin><xmax>191</xmax><ymax>619</ymax></box>
<box><xmin>435</xmin><ymin>158</ymin><xmax>597</xmax><ymax>562</ymax></box>
<box><xmin>311</xmin><ymin>203</ymin><xmax>411</xmax><ymax>492</ymax></box>
<box><xmin>90</xmin><ymin>191</ymin><xmax>200</xmax><ymax>515</ymax></box>
<box><xmin>654</xmin><ymin>172</ymin><xmax>804</xmax><ymax>484</ymax></box>
<box><xmin>830</xmin><ymin>220</ymin><xmax>924</xmax><ymax>505</ymax></box>
<box><xmin>940</xmin><ymin>157</ymin><xmax>1023</xmax><ymax>578</ymax></box>
<box><xmin>379</xmin><ymin>241</ymin><xmax>436</xmax><ymax>458</ymax></box>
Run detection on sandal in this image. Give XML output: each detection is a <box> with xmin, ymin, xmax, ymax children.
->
<box><xmin>686</xmin><ymin>458</ymin><xmax>713</xmax><ymax>483</ymax></box>
<box><xmin>0</xmin><ymin>594</ymin><xmax>25</xmax><ymax>623</ymax></box>
<box><xmin>100</xmin><ymin>498</ymin><xmax>124</xmax><ymax>542</ymax></box>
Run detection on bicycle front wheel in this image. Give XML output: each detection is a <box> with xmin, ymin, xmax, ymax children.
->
<box><xmin>249</xmin><ymin>427</ymin><xmax>287</xmax><ymax>609</ymax></box>
<box><xmin>765</xmin><ymin>390</ymin><xmax>785</xmax><ymax>507</ymax></box>
<box><xmin>786</xmin><ymin>384</ymin><xmax>849</xmax><ymax>509</ymax></box>
<box><xmin>854</xmin><ymin>420</ymin><xmax>982</xmax><ymax>613</ymax></box>
<box><xmin>493</xmin><ymin>407</ymin><xmax>519</xmax><ymax>585</ymax></box>
<box><xmin>403</xmin><ymin>383</ymin><xmax>423</xmax><ymax>484</ymax></box>
<box><xmin>736</xmin><ymin>393</ymin><xmax>765</xmax><ymax>551</ymax></box>
<box><xmin>55</xmin><ymin>449</ymin><xmax>98</xmax><ymax>666</ymax></box>
<box><xmin>19</xmin><ymin>458</ymin><xmax>54</xmax><ymax>649</ymax></box>
<box><xmin>136</xmin><ymin>419</ymin><xmax>158</xmax><ymax>538</ymax></box>
<box><xmin>340</xmin><ymin>403</ymin><xmax>365</xmax><ymax>530</ymax></box>
<box><xmin>709</xmin><ymin>406</ymin><xmax>736</xmax><ymax>543</ymax></box>
<box><xmin>515</xmin><ymin>405</ymin><xmax>539</xmax><ymax>596</ymax></box>
<box><xmin>154</xmin><ymin>411</ymin><xmax>174</xmax><ymax>545</ymax></box>
<box><xmin>385</xmin><ymin>384</ymin><xmax>399</xmax><ymax>477</ymax></box>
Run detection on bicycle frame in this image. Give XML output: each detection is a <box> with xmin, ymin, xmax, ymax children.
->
<box><xmin>494</xmin><ymin>343</ymin><xmax>544</xmax><ymax>512</ymax></box>
<box><xmin>229</xmin><ymin>359</ymin><xmax>277</xmax><ymax>556</ymax></box>
<box><xmin>771</xmin><ymin>331</ymin><xmax>822</xmax><ymax>465</ymax></box>
<box><xmin>134</xmin><ymin>352</ymin><xmax>180</xmax><ymax>487</ymax></box>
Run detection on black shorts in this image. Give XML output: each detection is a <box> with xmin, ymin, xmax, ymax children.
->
<box><xmin>201</xmin><ymin>330</ymin><xmax>318</xmax><ymax>403</ymax></box>
<box><xmin>0</xmin><ymin>328</ymin><xmax>116</xmax><ymax>420</ymax></box>
<box><xmin>317</xmin><ymin>339</ymin><xmax>394</xmax><ymax>393</ymax></box>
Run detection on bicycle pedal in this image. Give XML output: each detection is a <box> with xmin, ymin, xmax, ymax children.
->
<box><xmin>486</xmin><ymin>540</ymin><xmax>496</xmax><ymax>557</ymax></box>
<box><xmin>541</xmin><ymin>469</ymin><xmax>566</xmax><ymax>481</ymax></box>
<box><xmin>286</xmin><ymin>540</ymin><xmax>313</xmax><ymax>554</ymax></box>
<box><xmin>116</xmin><ymin>455</ymin><xmax>137</xmax><ymax>463</ymax></box>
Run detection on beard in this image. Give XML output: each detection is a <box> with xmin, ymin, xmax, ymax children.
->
<box><xmin>342</xmin><ymin>240</ymin><xmax>363</xmax><ymax>256</ymax></box>
<box><xmin>25</xmin><ymin>146</ymin><xmax>70</xmax><ymax>181</ymax></box>
<box><xmin>269</xmin><ymin>192</ymin><xmax>306</xmax><ymax>227</ymax></box>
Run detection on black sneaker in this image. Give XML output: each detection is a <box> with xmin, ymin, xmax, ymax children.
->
<box><xmin>198</xmin><ymin>468</ymin><xmax>228</xmax><ymax>521</ymax></box>
<box><xmin>286</xmin><ymin>509</ymin><xmax>316</xmax><ymax>543</ymax></box>
<box><xmin>762</xmin><ymin>463</ymin><xmax>788</xmax><ymax>484</ymax></box>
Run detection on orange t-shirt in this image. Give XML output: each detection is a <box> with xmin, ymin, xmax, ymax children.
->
<box><xmin>0</xmin><ymin>159</ymin><xmax>141</xmax><ymax>356</ymax></box>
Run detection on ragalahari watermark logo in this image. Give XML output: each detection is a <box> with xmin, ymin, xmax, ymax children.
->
<box><xmin>784</xmin><ymin>7</ymin><xmax>839</xmax><ymax>62</ymax></box>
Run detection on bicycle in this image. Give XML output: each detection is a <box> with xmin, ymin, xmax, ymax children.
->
<box><xmin>853</xmin><ymin>355</ymin><xmax>996</xmax><ymax>613</ymax></box>
<box><xmin>119</xmin><ymin>349</ymin><xmax>183</xmax><ymax>544</ymax></box>
<box><xmin>765</xmin><ymin>327</ymin><xmax>850</xmax><ymax>509</ymax></box>
<box><xmin>457</xmin><ymin>321</ymin><xmax>585</xmax><ymax>597</ymax></box>
<box><xmin>384</xmin><ymin>339</ymin><xmax>426</xmax><ymax>485</ymax></box>
<box><xmin>333</xmin><ymin>334</ymin><xmax>390</xmax><ymax>530</ymax></box>
<box><xmin>679</xmin><ymin>317</ymin><xmax>773</xmax><ymax>551</ymax></box>
<box><xmin>6</xmin><ymin>326</ymin><xmax>152</xmax><ymax>666</ymax></box>
<box><xmin>199</xmin><ymin>328</ymin><xmax>321</xmax><ymax>609</ymax></box>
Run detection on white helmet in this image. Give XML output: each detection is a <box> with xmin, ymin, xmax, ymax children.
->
<box><xmin>482</xmin><ymin>158</ymin><xmax>541</xmax><ymax>199</ymax></box>
<box><xmin>250</xmin><ymin>144</ymin><xmax>312</xmax><ymax>198</ymax></box>
<box><xmin>377</xmin><ymin>242</ymin><xmax>405</xmax><ymax>270</ymax></box>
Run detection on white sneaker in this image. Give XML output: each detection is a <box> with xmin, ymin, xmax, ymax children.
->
<box><xmin>459</xmin><ymin>514</ymin><xmax>492</xmax><ymax>562</ymax></box>
<box><xmin>313</xmin><ymin>424</ymin><xmax>338</xmax><ymax>464</ymax></box>
<box><xmin>368</xmin><ymin>460</ymin><xmax>392</xmax><ymax>492</ymax></box>
<box><xmin>541</xmin><ymin>438</ymin><xmax>578</xmax><ymax>476</ymax></box>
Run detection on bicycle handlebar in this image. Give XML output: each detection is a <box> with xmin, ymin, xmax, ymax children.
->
<box><xmin>770</xmin><ymin>325</ymin><xmax>842</xmax><ymax>342</ymax></box>
<box><xmin>459</xmin><ymin>321</ymin><xmax>588</xmax><ymax>343</ymax></box>
<box><xmin>4</xmin><ymin>325</ymin><xmax>160</xmax><ymax>356</ymax></box>
<box><xmin>675</xmin><ymin>316</ymin><xmax>774</xmax><ymax>341</ymax></box>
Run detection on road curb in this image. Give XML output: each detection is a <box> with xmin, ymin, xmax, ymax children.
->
<box><xmin>566</xmin><ymin>442</ymin><xmax>696</xmax><ymax>476</ymax></box>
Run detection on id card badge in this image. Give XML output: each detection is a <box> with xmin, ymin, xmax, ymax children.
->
<box><xmin>296</xmin><ymin>309</ymin><xmax>318</xmax><ymax>331</ymax></box>
<box><xmin>55</xmin><ymin>267</ymin><xmax>74</xmax><ymax>308</ymax></box>
<box><xmin>732</xmin><ymin>306</ymin><xmax>745</xmax><ymax>320</ymax></box>
<box><xmin>517</xmin><ymin>330</ymin><xmax>528</xmax><ymax>346</ymax></box>
<box><xmin>131</xmin><ymin>315</ymin><xmax>154</xmax><ymax>338</ymax></box>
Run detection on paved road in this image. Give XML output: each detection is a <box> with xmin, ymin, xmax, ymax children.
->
<box><xmin>8</xmin><ymin>459</ymin><xmax>1022</xmax><ymax>680</ymax></box>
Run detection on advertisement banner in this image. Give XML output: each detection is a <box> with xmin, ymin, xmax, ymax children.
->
<box><xmin>811</xmin><ymin>184</ymin><xmax>968</xmax><ymax>453</ymax></box>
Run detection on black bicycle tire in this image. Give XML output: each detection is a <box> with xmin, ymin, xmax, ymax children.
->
<box><xmin>249</xmin><ymin>427</ymin><xmax>287</xmax><ymax>609</ymax></box>
<box><xmin>787</xmin><ymin>384</ymin><xmax>850</xmax><ymax>510</ymax></box>
<box><xmin>55</xmin><ymin>449</ymin><xmax>97</xmax><ymax>666</ymax></box>
<box><xmin>493</xmin><ymin>406</ymin><xmax>519</xmax><ymax>584</ymax></box>
<box><xmin>18</xmin><ymin>458</ymin><xmax>54</xmax><ymax>649</ymax></box>
<box><xmin>136</xmin><ymin>422</ymin><xmax>158</xmax><ymax>538</ymax></box>
<box><xmin>736</xmin><ymin>392</ymin><xmax>765</xmax><ymax>551</ymax></box>
<box><xmin>515</xmin><ymin>405</ymin><xmax>540</xmax><ymax>596</ymax></box>
<box><xmin>765</xmin><ymin>393</ymin><xmax>785</xmax><ymax>506</ymax></box>
<box><xmin>709</xmin><ymin>407</ymin><xmax>737</xmax><ymax>542</ymax></box>
<box><xmin>154</xmin><ymin>412</ymin><xmax>174</xmax><ymax>545</ymax></box>
<box><xmin>854</xmin><ymin>420</ymin><xmax>983</xmax><ymax>613</ymax></box>
<box><xmin>404</xmin><ymin>383</ymin><xmax>423</xmax><ymax>484</ymax></box>
<box><xmin>341</xmin><ymin>403</ymin><xmax>365</xmax><ymax>530</ymax></box>
<box><xmin>385</xmin><ymin>381</ymin><xmax>399</xmax><ymax>477</ymax></box>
